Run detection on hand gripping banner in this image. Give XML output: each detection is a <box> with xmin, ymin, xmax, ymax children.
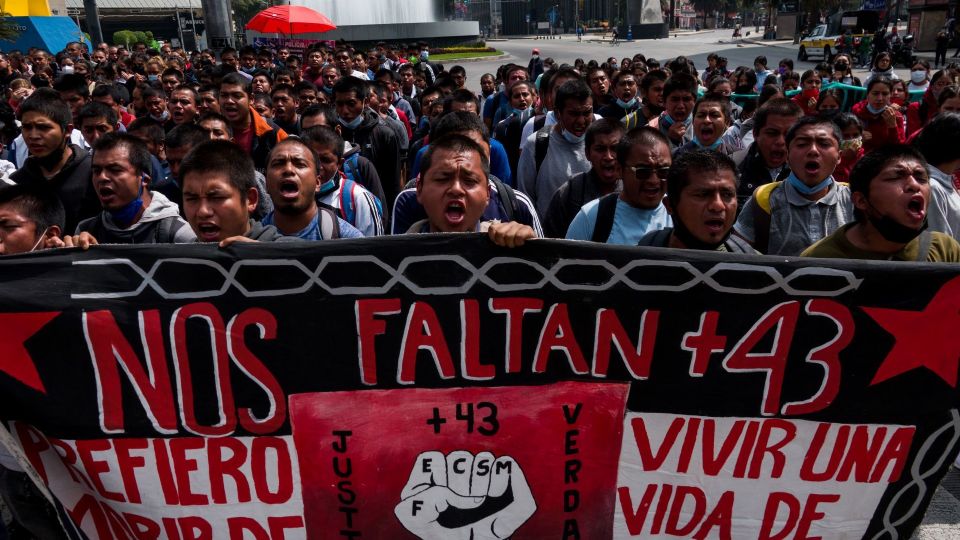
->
<box><xmin>0</xmin><ymin>235</ymin><xmax>958</xmax><ymax>539</ymax></box>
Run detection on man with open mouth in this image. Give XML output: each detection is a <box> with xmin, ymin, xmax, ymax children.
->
<box><xmin>731</xmin><ymin>98</ymin><xmax>802</xmax><ymax>211</ymax></box>
<box><xmin>639</xmin><ymin>150</ymin><xmax>756</xmax><ymax>253</ymax></box>
<box><xmin>179</xmin><ymin>139</ymin><xmax>297</xmax><ymax>246</ymax></box>
<box><xmin>673</xmin><ymin>93</ymin><xmax>739</xmax><ymax>158</ymax></box>
<box><xmin>734</xmin><ymin>116</ymin><xmax>854</xmax><ymax>256</ymax></box>
<box><xmin>411</xmin><ymin>134</ymin><xmax>536</xmax><ymax>248</ymax></box>
<box><xmin>802</xmin><ymin>145</ymin><xmax>960</xmax><ymax>262</ymax></box>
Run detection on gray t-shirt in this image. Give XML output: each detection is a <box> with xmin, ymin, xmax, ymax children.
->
<box><xmin>734</xmin><ymin>179</ymin><xmax>854</xmax><ymax>256</ymax></box>
<box><xmin>517</xmin><ymin>128</ymin><xmax>592</xmax><ymax>217</ymax></box>
<box><xmin>926</xmin><ymin>164</ymin><xmax>960</xmax><ymax>243</ymax></box>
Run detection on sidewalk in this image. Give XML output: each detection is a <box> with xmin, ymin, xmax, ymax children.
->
<box><xmin>741</xmin><ymin>35</ymin><xmax>942</xmax><ymax>63</ymax></box>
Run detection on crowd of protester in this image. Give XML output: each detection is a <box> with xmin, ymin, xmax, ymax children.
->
<box><xmin>0</xmin><ymin>38</ymin><xmax>960</xmax><ymax>535</ymax></box>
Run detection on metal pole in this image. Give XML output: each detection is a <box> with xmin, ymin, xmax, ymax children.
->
<box><xmin>81</xmin><ymin>0</ymin><xmax>105</xmax><ymax>45</ymax></box>
<box><xmin>191</xmin><ymin>2</ymin><xmax>198</xmax><ymax>51</ymax></box>
<box><xmin>176</xmin><ymin>8</ymin><xmax>185</xmax><ymax>50</ymax></box>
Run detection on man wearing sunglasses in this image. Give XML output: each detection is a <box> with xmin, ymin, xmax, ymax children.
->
<box><xmin>565</xmin><ymin>127</ymin><xmax>673</xmax><ymax>244</ymax></box>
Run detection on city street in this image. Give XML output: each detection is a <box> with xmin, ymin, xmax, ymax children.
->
<box><xmin>462</xmin><ymin>30</ymin><xmax>959</xmax><ymax>540</ymax></box>
<box><xmin>464</xmin><ymin>29</ymin><xmax>918</xmax><ymax>89</ymax></box>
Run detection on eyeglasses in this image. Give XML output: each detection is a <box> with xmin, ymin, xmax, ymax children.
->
<box><xmin>627</xmin><ymin>165</ymin><xmax>670</xmax><ymax>180</ymax></box>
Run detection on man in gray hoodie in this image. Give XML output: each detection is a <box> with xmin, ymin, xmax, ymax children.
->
<box><xmin>73</xmin><ymin>133</ymin><xmax>196</xmax><ymax>244</ymax></box>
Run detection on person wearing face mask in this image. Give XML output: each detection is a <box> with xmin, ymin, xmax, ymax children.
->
<box><xmin>852</xmin><ymin>78</ymin><xmax>906</xmax><ymax>152</ymax></box>
<box><xmin>332</xmin><ymin>76</ymin><xmax>401</xmax><ymax>212</ymax></box>
<box><xmin>831</xmin><ymin>113</ymin><xmax>864</xmax><ymax>183</ymax></box>
<box><xmin>815</xmin><ymin>88</ymin><xmax>844</xmax><ymax>119</ymax></box>
<box><xmin>598</xmin><ymin>71</ymin><xmax>641</xmax><ymax>120</ymax></box>
<box><xmin>908</xmin><ymin>60</ymin><xmax>931</xmax><ymax>92</ymax></box>
<box><xmin>802</xmin><ymin>145</ymin><xmax>960</xmax><ymax>261</ymax></box>
<box><xmin>528</xmin><ymin>48</ymin><xmax>544</xmax><ymax>82</ymax></box>
<box><xmin>9</xmin><ymin>89</ymin><xmax>99</xmax><ymax>233</ymax></box>
<box><xmin>734</xmin><ymin>116</ymin><xmax>853</xmax><ymax>255</ymax></box>
<box><xmin>907</xmin><ymin>69</ymin><xmax>952</xmax><ymax>133</ymax></box>
<box><xmin>674</xmin><ymin>94</ymin><xmax>739</xmax><ymax>157</ymax></box>
<box><xmin>71</xmin><ymin>133</ymin><xmax>195</xmax><ymax>245</ymax></box>
<box><xmin>0</xmin><ymin>184</ymin><xmax>65</xmax><ymax>255</ymax></box>
<box><xmin>517</xmin><ymin>79</ymin><xmax>595</xmax><ymax>217</ymax></box>
<box><xmin>647</xmin><ymin>73</ymin><xmax>697</xmax><ymax>151</ymax></box>
<box><xmin>623</xmin><ymin>69</ymin><xmax>668</xmax><ymax>129</ymax></box>
<box><xmin>830</xmin><ymin>54</ymin><xmax>862</xmax><ymax>86</ymax></box>
<box><xmin>864</xmin><ymin>52</ymin><xmax>899</xmax><ymax>88</ymax></box>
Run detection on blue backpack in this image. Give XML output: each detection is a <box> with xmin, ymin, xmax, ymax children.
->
<box><xmin>339</xmin><ymin>155</ymin><xmax>383</xmax><ymax>225</ymax></box>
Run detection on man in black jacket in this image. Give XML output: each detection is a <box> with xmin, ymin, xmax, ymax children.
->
<box><xmin>542</xmin><ymin>119</ymin><xmax>625</xmax><ymax>238</ymax></box>
<box><xmin>9</xmin><ymin>89</ymin><xmax>98</xmax><ymax>233</ymax></box>
<box><xmin>333</xmin><ymin>76</ymin><xmax>401</xmax><ymax>211</ymax></box>
<box><xmin>731</xmin><ymin>98</ymin><xmax>801</xmax><ymax>211</ymax></box>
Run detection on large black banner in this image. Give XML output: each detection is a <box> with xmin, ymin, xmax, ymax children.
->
<box><xmin>0</xmin><ymin>235</ymin><xmax>958</xmax><ymax>539</ymax></box>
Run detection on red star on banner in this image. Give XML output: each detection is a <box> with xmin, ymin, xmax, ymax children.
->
<box><xmin>0</xmin><ymin>312</ymin><xmax>60</xmax><ymax>393</ymax></box>
<box><xmin>865</xmin><ymin>276</ymin><xmax>960</xmax><ymax>388</ymax></box>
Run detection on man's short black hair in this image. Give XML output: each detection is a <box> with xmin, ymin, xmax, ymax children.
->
<box><xmin>53</xmin><ymin>73</ymin><xmax>90</xmax><ymax>98</ymax></box>
<box><xmin>301</xmin><ymin>103</ymin><xmax>337</xmax><ymax>125</ymax></box>
<box><xmin>167</xmin><ymin>123</ymin><xmax>210</xmax><ymax>151</ymax></box>
<box><xmin>0</xmin><ymin>184</ymin><xmax>65</xmax><ymax>238</ymax></box>
<box><xmin>914</xmin><ymin>112</ymin><xmax>960</xmax><ymax>167</ymax></box>
<box><xmin>161</xmin><ymin>67</ymin><xmax>184</xmax><ymax>81</ymax></box>
<box><xmin>430</xmin><ymin>111</ymin><xmax>488</xmax><ymax>142</ymax></box>
<box><xmin>171</xmin><ymin>84</ymin><xmax>198</xmax><ymax>103</ymax></box>
<box><xmin>442</xmin><ymin>88</ymin><xmax>480</xmax><ymax>115</ymax></box>
<box><xmin>692</xmin><ymin>93</ymin><xmax>732</xmax><ymax>123</ymax></box>
<box><xmin>849</xmin><ymin>144</ymin><xmax>929</xmax><ymax>222</ymax></box>
<box><xmin>78</xmin><ymin>101</ymin><xmax>118</xmax><ymax>127</ymax></box>
<box><xmin>616</xmin><ymin>126</ymin><xmax>671</xmax><ymax>167</ymax></box>
<box><xmin>92</xmin><ymin>132</ymin><xmax>153</xmax><ymax>176</ymax></box>
<box><xmin>92</xmin><ymin>83</ymin><xmax>124</xmax><ymax>104</ymax></box>
<box><xmin>662</xmin><ymin>73</ymin><xmax>698</xmax><ymax>99</ymax></box>
<box><xmin>221</xmin><ymin>72</ymin><xmax>252</xmax><ymax>95</ymax></box>
<box><xmin>554</xmin><ymin>79</ymin><xmax>592</xmax><ymax>113</ymax></box>
<box><xmin>270</xmin><ymin>83</ymin><xmax>296</xmax><ymax>99</ymax></box>
<box><xmin>640</xmin><ymin>69</ymin><xmax>668</xmax><ymax>92</ymax></box>
<box><xmin>197</xmin><ymin>111</ymin><xmax>233</xmax><ymax>136</ymax></box>
<box><xmin>332</xmin><ymin>76</ymin><xmax>367</xmax><ymax>100</ymax></box>
<box><xmin>421</xmin><ymin>134</ymin><xmax>490</xmax><ymax>178</ymax></box>
<box><xmin>753</xmin><ymin>97</ymin><xmax>803</xmax><ymax>135</ymax></box>
<box><xmin>666</xmin><ymin>149</ymin><xmax>739</xmax><ymax>204</ymax></box>
<box><xmin>585</xmin><ymin>118</ymin><xmax>626</xmax><ymax>151</ymax></box>
<box><xmin>299</xmin><ymin>125</ymin><xmax>344</xmax><ymax>161</ymax></box>
<box><xmin>449</xmin><ymin>65</ymin><xmax>466</xmax><ymax>77</ymax></box>
<box><xmin>786</xmin><ymin>115</ymin><xmax>842</xmax><ymax>147</ymax></box>
<box><xmin>126</xmin><ymin>117</ymin><xmax>166</xmax><ymax>147</ymax></box>
<box><xmin>179</xmin><ymin>140</ymin><xmax>256</xmax><ymax>202</ymax></box>
<box><xmin>18</xmin><ymin>88</ymin><xmax>72</xmax><ymax>132</ymax></box>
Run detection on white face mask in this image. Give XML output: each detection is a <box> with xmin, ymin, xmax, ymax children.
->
<box><xmin>61</xmin><ymin>65</ymin><xmax>74</xmax><ymax>74</ymax></box>
<box><xmin>910</xmin><ymin>71</ymin><xmax>927</xmax><ymax>84</ymax></box>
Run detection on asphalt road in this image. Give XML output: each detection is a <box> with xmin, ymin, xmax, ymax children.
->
<box><xmin>452</xmin><ymin>31</ymin><xmax>959</xmax><ymax>539</ymax></box>
<box><xmin>459</xmin><ymin>29</ymin><xmax>916</xmax><ymax>91</ymax></box>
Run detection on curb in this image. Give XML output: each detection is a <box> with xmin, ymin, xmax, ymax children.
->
<box><xmin>435</xmin><ymin>52</ymin><xmax>511</xmax><ymax>64</ymax></box>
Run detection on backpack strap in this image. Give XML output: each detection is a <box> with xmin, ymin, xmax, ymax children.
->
<box><xmin>914</xmin><ymin>230</ymin><xmax>932</xmax><ymax>262</ymax></box>
<box><xmin>534</xmin><ymin>114</ymin><xmax>546</xmax><ymax>132</ymax></box>
<box><xmin>751</xmin><ymin>181</ymin><xmax>781</xmax><ymax>254</ymax></box>
<box><xmin>343</xmin><ymin>153</ymin><xmax>360</xmax><ymax>181</ymax></box>
<box><xmin>591</xmin><ymin>193</ymin><xmax>619</xmax><ymax>243</ymax></box>
<box><xmin>154</xmin><ymin>217</ymin><xmax>176</xmax><ymax>243</ymax></box>
<box><xmin>317</xmin><ymin>204</ymin><xmax>341</xmax><ymax>239</ymax></box>
<box><xmin>339</xmin><ymin>177</ymin><xmax>358</xmax><ymax>225</ymax></box>
<box><xmin>489</xmin><ymin>175</ymin><xmax>516</xmax><ymax>222</ymax></box>
<box><xmin>534</xmin><ymin>126</ymin><xmax>552</xmax><ymax>177</ymax></box>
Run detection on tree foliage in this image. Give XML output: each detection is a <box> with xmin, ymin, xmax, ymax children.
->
<box><xmin>0</xmin><ymin>14</ymin><xmax>21</xmax><ymax>42</ymax></box>
<box><xmin>690</xmin><ymin>0</ymin><xmax>723</xmax><ymax>25</ymax></box>
<box><xmin>232</xmin><ymin>0</ymin><xmax>268</xmax><ymax>29</ymax></box>
<box><xmin>112</xmin><ymin>30</ymin><xmax>155</xmax><ymax>46</ymax></box>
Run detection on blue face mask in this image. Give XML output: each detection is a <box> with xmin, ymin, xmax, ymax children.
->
<box><xmin>339</xmin><ymin>114</ymin><xmax>363</xmax><ymax>130</ymax></box>
<box><xmin>787</xmin><ymin>171</ymin><xmax>833</xmax><ymax>195</ymax></box>
<box><xmin>866</xmin><ymin>103</ymin><xmax>886</xmax><ymax>115</ymax></box>
<box><xmin>511</xmin><ymin>106</ymin><xmax>531</xmax><ymax>117</ymax></box>
<box><xmin>616</xmin><ymin>97</ymin><xmax>638</xmax><ymax>109</ymax></box>
<box><xmin>561</xmin><ymin>128</ymin><xmax>585</xmax><ymax>144</ymax></box>
<box><xmin>147</xmin><ymin>74</ymin><xmax>159</xmax><ymax>82</ymax></box>
<box><xmin>693</xmin><ymin>136</ymin><xmax>722</xmax><ymax>150</ymax></box>
<box><xmin>109</xmin><ymin>178</ymin><xmax>145</xmax><ymax>227</ymax></box>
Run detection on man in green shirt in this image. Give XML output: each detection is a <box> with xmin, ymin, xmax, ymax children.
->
<box><xmin>802</xmin><ymin>145</ymin><xmax>960</xmax><ymax>262</ymax></box>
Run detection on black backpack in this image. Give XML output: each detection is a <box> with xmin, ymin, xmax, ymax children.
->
<box><xmin>590</xmin><ymin>193</ymin><xmax>620</xmax><ymax>243</ymax></box>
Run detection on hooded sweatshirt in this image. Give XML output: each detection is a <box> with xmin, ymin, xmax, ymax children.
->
<box><xmin>339</xmin><ymin>108</ymin><xmax>401</xmax><ymax>210</ymax></box>
<box><xmin>76</xmin><ymin>191</ymin><xmax>196</xmax><ymax>243</ymax></box>
<box><xmin>851</xmin><ymin>100</ymin><xmax>906</xmax><ymax>152</ymax></box>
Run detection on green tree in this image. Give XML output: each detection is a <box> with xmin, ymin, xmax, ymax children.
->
<box><xmin>0</xmin><ymin>14</ymin><xmax>21</xmax><ymax>42</ymax></box>
<box><xmin>690</xmin><ymin>0</ymin><xmax>722</xmax><ymax>27</ymax></box>
<box><xmin>232</xmin><ymin>0</ymin><xmax>268</xmax><ymax>30</ymax></box>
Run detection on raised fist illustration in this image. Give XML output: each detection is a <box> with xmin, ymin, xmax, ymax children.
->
<box><xmin>394</xmin><ymin>450</ymin><xmax>537</xmax><ymax>540</ymax></box>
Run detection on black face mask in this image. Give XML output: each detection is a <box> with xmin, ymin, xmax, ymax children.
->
<box><xmin>866</xmin><ymin>200</ymin><xmax>928</xmax><ymax>244</ymax></box>
<box><xmin>671</xmin><ymin>213</ymin><xmax>730</xmax><ymax>251</ymax></box>
<box><xmin>34</xmin><ymin>140</ymin><xmax>68</xmax><ymax>172</ymax></box>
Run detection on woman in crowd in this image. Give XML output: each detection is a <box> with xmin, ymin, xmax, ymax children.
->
<box><xmin>852</xmin><ymin>77</ymin><xmax>906</xmax><ymax>151</ymax></box>
<box><xmin>907</xmin><ymin>59</ymin><xmax>931</xmax><ymax>92</ymax></box>
<box><xmin>830</xmin><ymin>54</ymin><xmax>862</xmax><ymax>86</ymax></box>
<box><xmin>865</xmin><ymin>52</ymin><xmax>899</xmax><ymax>87</ymax></box>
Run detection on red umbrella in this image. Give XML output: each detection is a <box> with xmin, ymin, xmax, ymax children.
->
<box><xmin>245</xmin><ymin>5</ymin><xmax>337</xmax><ymax>35</ymax></box>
